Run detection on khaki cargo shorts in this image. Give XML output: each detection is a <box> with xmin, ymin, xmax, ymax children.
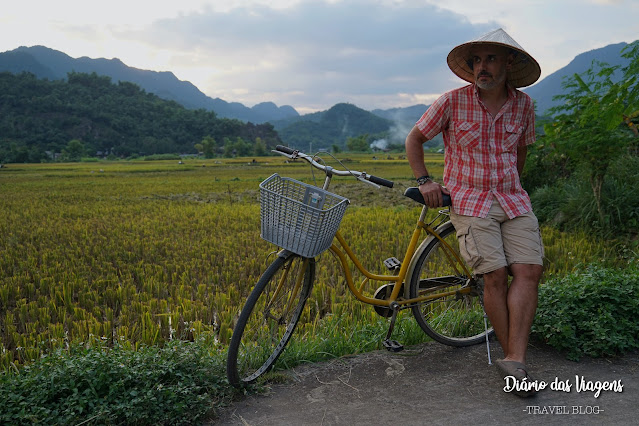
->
<box><xmin>449</xmin><ymin>199</ymin><xmax>544</xmax><ymax>275</ymax></box>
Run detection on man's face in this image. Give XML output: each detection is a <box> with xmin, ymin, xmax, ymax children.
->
<box><xmin>470</xmin><ymin>45</ymin><xmax>512</xmax><ymax>91</ymax></box>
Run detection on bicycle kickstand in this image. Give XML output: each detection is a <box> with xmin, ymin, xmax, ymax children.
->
<box><xmin>475</xmin><ymin>275</ymin><xmax>492</xmax><ymax>365</ymax></box>
<box><xmin>382</xmin><ymin>302</ymin><xmax>404</xmax><ymax>352</ymax></box>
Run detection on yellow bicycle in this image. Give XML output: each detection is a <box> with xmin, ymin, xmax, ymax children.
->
<box><xmin>226</xmin><ymin>145</ymin><xmax>493</xmax><ymax>388</ymax></box>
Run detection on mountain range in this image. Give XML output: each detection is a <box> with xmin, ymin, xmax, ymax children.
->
<box><xmin>0</xmin><ymin>46</ymin><xmax>299</xmax><ymax>124</ymax></box>
<box><xmin>0</xmin><ymin>41</ymin><xmax>634</xmax><ymax>150</ymax></box>
<box><xmin>523</xmin><ymin>41</ymin><xmax>630</xmax><ymax>114</ymax></box>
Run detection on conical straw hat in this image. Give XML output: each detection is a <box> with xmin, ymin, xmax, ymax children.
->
<box><xmin>447</xmin><ymin>28</ymin><xmax>541</xmax><ymax>88</ymax></box>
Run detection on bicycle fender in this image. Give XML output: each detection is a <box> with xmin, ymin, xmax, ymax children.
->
<box><xmin>277</xmin><ymin>249</ymin><xmax>295</xmax><ymax>259</ymax></box>
<box><xmin>403</xmin><ymin>222</ymin><xmax>455</xmax><ymax>300</ymax></box>
<box><xmin>277</xmin><ymin>249</ymin><xmax>316</xmax><ymax>261</ymax></box>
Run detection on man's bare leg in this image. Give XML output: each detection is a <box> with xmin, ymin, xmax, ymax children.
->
<box><xmin>503</xmin><ymin>263</ymin><xmax>543</xmax><ymax>363</ymax></box>
<box><xmin>482</xmin><ymin>267</ymin><xmax>510</xmax><ymax>355</ymax></box>
<box><xmin>483</xmin><ymin>264</ymin><xmax>543</xmax><ymax>364</ymax></box>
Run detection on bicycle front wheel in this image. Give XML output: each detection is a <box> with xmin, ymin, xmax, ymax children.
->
<box><xmin>409</xmin><ymin>222</ymin><xmax>492</xmax><ymax>346</ymax></box>
<box><xmin>226</xmin><ymin>252</ymin><xmax>315</xmax><ymax>387</ymax></box>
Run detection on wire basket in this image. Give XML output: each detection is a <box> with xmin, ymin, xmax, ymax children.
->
<box><xmin>259</xmin><ymin>173</ymin><xmax>349</xmax><ymax>258</ymax></box>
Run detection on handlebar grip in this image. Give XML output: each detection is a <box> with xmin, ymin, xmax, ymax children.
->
<box><xmin>403</xmin><ymin>187</ymin><xmax>451</xmax><ymax>207</ymax></box>
<box><xmin>276</xmin><ymin>145</ymin><xmax>296</xmax><ymax>154</ymax></box>
<box><xmin>368</xmin><ymin>175</ymin><xmax>394</xmax><ymax>188</ymax></box>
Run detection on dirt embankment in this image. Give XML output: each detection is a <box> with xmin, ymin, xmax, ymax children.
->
<box><xmin>216</xmin><ymin>340</ymin><xmax>638</xmax><ymax>425</ymax></box>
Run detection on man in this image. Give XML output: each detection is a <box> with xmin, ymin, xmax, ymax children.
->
<box><xmin>405</xmin><ymin>28</ymin><xmax>544</xmax><ymax>397</ymax></box>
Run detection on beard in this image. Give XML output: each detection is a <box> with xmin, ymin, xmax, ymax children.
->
<box><xmin>475</xmin><ymin>67</ymin><xmax>507</xmax><ymax>90</ymax></box>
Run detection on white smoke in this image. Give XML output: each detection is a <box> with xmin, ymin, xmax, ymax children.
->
<box><xmin>388</xmin><ymin>110</ymin><xmax>414</xmax><ymax>143</ymax></box>
<box><xmin>370</xmin><ymin>107</ymin><xmax>426</xmax><ymax>150</ymax></box>
<box><xmin>389</xmin><ymin>121</ymin><xmax>412</xmax><ymax>143</ymax></box>
<box><xmin>370</xmin><ymin>138</ymin><xmax>388</xmax><ymax>150</ymax></box>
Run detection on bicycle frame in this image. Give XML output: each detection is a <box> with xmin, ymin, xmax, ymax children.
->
<box><xmin>267</xmin><ymin>146</ymin><xmax>473</xmax><ymax>311</ymax></box>
<box><xmin>326</xmin><ymin>205</ymin><xmax>473</xmax><ymax>309</ymax></box>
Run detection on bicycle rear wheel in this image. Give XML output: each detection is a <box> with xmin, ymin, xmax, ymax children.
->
<box><xmin>226</xmin><ymin>252</ymin><xmax>315</xmax><ymax>387</ymax></box>
<box><xmin>409</xmin><ymin>221</ymin><xmax>492</xmax><ymax>346</ymax></box>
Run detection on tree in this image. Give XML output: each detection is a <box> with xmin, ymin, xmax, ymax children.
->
<box><xmin>345</xmin><ymin>134</ymin><xmax>371</xmax><ymax>152</ymax></box>
<box><xmin>199</xmin><ymin>135</ymin><xmax>217</xmax><ymax>158</ymax></box>
<box><xmin>253</xmin><ymin>137</ymin><xmax>267</xmax><ymax>156</ymax></box>
<box><xmin>61</xmin><ymin>139</ymin><xmax>86</xmax><ymax>162</ymax></box>
<box><xmin>543</xmin><ymin>41</ymin><xmax>639</xmax><ymax>223</ymax></box>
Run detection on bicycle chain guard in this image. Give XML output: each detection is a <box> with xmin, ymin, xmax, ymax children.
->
<box><xmin>373</xmin><ymin>284</ymin><xmax>394</xmax><ymax>317</ymax></box>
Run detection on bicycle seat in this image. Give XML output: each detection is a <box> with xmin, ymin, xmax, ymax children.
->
<box><xmin>404</xmin><ymin>187</ymin><xmax>451</xmax><ymax>207</ymax></box>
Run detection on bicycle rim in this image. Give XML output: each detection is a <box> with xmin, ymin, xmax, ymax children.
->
<box><xmin>410</xmin><ymin>222</ymin><xmax>493</xmax><ymax>346</ymax></box>
<box><xmin>227</xmin><ymin>253</ymin><xmax>315</xmax><ymax>387</ymax></box>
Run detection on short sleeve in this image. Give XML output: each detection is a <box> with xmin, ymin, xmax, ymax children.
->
<box><xmin>416</xmin><ymin>93</ymin><xmax>450</xmax><ymax>141</ymax></box>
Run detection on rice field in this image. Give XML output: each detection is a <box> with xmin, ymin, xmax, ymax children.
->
<box><xmin>0</xmin><ymin>154</ymin><xmax>623</xmax><ymax>370</ymax></box>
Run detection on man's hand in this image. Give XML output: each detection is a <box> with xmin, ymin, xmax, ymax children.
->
<box><xmin>406</xmin><ymin>125</ymin><xmax>451</xmax><ymax>207</ymax></box>
<box><xmin>418</xmin><ymin>180</ymin><xmax>450</xmax><ymax>208</ymax></box>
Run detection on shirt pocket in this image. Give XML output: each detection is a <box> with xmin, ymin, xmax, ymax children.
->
<box><xmin>453</xmin><ymin>121</ymin><xmax>481</xmax><ymax>148</ymax></box>
<box><xmin>501</xmin><ymin>123</ymin><xmax>523</xmax><ymax>152</ymax></box>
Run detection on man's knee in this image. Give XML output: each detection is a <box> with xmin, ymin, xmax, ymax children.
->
<box><xmin>510</xmin><ymin>263</ymin><xmax>543</xmax><ymax>283</ymax></box>
<box><xmin>483</xmin><ymin>267</ymin><xmax>509</xmax><ymax>291</ymax></box>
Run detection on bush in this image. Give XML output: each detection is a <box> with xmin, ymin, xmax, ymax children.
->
<box><xmin>530</xmin><ymin>154</ymin><xmax>639</xmax><ymax>238</ymax></box>
<box><xmin>0</xmin><ymin>340</ymin><xmax>231</xmax><ymax>425</ymax></box>
<box><xmin>532</xmin><ymin>265</ymin><xmax>639</xmax><ymax>361</ymax></box>
<box><xmin>527</xmin><ymin>183</ymin><xmax>567</xmax><ymax>225</ymax></box>
<box><xmin>603</xmin><ymin>155</ymin><xmax>639</xmax><ymax>235</ymax></box>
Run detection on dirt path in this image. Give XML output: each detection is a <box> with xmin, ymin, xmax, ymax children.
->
<box><xmin>216</xmin><ymin>340</ymin><xmax>638</xmax><ymax>425</ymax></box>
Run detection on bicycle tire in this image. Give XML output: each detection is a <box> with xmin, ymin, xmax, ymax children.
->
<box><xmin>409</xmin><ymin>221</ymin><xmax>493</xmax><ymax>346</ymax></box>
<box><xmin>226</xmin><ymin>252</ymin><xmax>315</xmax><ymax>387</ymax></box>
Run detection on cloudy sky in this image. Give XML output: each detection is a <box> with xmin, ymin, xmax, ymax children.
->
<box><xmin>2</xmin><ymin>0</ymin><xmax>637</xmax><ymax>114</ymax></box>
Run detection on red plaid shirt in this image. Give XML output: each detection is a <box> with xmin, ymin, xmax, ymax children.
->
<box><xmin>416</xmin><ymin>84</ymin><xmax>536</xmax><ymax>219</ymax></box>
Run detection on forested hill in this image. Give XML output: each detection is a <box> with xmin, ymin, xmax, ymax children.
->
<box><xmin>0</xmin><ymin>72</ymin><xmax>282</xmax><ymax>163</ymax></box>
<box><xmin>272</xmin><ymin>103</ymin><xmax>395</xmax><ymax>152</ymax></box>
<box><xmin>0</xmin><ymin>46</ymin><xmax>299</xmax><ymax>123</ymax></box>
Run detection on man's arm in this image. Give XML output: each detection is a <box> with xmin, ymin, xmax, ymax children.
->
<box><xmin>406</xmin><ymin>126</ymin><xmax>430</xmax><ymax>178</ymax></box>
<box><xmin>517</xmin><ymin>144</ymin><xmax>527</xmax><ymax>177</ymax></box>
<box><xmin>405</xmin><ymin>126</ymin><xmax>448</xmax><ymax>207</ymax></box>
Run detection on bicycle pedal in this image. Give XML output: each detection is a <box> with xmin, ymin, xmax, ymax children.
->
<box><xmin>382</xmin><ymin>339</ymin><xmax>404</xmax><ymax>352</ymax></box>
<box><xmin>383</xmin><ymin>257</ymin><xmax>401</xmax><ymax>271</ymax></box>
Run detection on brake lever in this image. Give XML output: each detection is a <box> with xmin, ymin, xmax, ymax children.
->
<box><xmin>357</xmin><ymin>176</ymin><xmax>381</xmax><ymax>189</ymax></box>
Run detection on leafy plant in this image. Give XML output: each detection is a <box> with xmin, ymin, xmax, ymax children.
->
<box><xmin>532</xmin><ymin>265</ymin><xmax>639</xmax><ymax>361</ymax></box>
<box><xmin>542</xmin><ymin>41</ymin><xmax>639</xmax><ymax>224</ymax></box>
<box><xmin>0</xmin><ymin>339</ymin><xmax>230</xmax><ymax>425</ymax></box>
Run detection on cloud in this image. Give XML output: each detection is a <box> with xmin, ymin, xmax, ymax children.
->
<box><xmin>424</xmin><ymin>0</ymin><xmax>639</xmax><ymax>82</ymax></box>
<box><xmin>5</xmin><ymin>0</ymin><xmax>635</xmax><ymax>113</ymax></box>
<box><xmin>124</xmin><ymin>0</ymin><xmax>495</xmax><ymax>111</ymax></box>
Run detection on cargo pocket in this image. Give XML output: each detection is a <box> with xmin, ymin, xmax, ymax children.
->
<box><xmin>456</xmin><ymin>225</ymin><xmax>483</xmax><ymax>269</ymax></box>
<box><xmin>537</xmin><ymin>228</ymin><xmax>545</xmax><ymax>259</ymax></box>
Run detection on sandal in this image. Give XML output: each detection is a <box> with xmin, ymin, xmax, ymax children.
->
<box><xmin>495</xmin><ymin>359</ymin><xmax>538</xmax><ymax>398</ymax></box>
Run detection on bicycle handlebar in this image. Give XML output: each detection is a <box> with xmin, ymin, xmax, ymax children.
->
<box><xmin>367</xmin><ymin>174</ymin><xmax>395</xmax><ymax>188</ymax></box>
<box><xmin>275</xmin><ymin>145</ymin><xmax>296</xmax><ymax>155</ymax></box>
<box><xmin>275</xmin><ymin>145</ymin><xmax>394</xmax><ymax>188</ymax></box>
